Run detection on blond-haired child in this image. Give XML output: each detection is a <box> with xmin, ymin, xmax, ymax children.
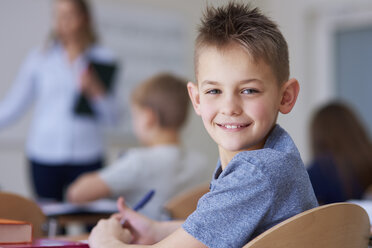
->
<box><xmin>67</xmin><ymin>73</ymin><xmax>211</xmax><ymax>220</ymax></box>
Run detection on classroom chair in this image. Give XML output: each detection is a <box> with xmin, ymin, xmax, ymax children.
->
<box><xmin>0</xmin><ymin>192</ymin><xmax>47</xmax><ymax>238</ymax></box>
<box><xmin>243</xmin><ymin>202</ymin><xmax>370</xmax><ymax>248</ymax></box>
<box><xmin>164</xmin><ymin>183</ymin><xmax>209</xmax><ymax>219</ymax></box>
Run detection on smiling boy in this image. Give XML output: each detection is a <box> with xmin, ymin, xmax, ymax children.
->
<box><xmin>88</xmin><ymin>3</ymin><xmax>318</xmax><ymax>248</ymax></box>
<box><xmin>192</xmin><ymin>43</ymin><xmax>289</xmax><ymax>167</ymax></box>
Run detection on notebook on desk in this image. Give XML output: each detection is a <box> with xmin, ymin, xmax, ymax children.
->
<box><xmin>39</xmin><ymin>199</ymin><xmax>118</xmax><ymax>217</ymax></box>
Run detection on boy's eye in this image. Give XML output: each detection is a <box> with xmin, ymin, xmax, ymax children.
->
<box><xmin>206</xmin><ymin>89</ymin><xmax>221</xmax><ymax>94</ymax></box>
<box><xmin>241</xmin><ymin>88</ymin><xmax>259</xmax><ymax>94</ymax></box>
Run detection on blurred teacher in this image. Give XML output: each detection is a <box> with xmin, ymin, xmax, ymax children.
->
<box><xmin>0</xmin><ymin>0</ymin><xmax>117</xmax><ymax>201</ymax></box>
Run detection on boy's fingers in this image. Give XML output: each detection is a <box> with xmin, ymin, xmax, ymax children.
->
<box><xmin>117</xmin><ymin>197</ymin><xmax>136</xmax><ymax>216</ymax></box>
<box><xmin>122</xmin><ymin>219</ymin><xmax>133</xmax><ymax>229</ymax></box>
<box><xmin>117</xmin><ymin>197</ymin><xmax>138</xmax><ymax>218</ymax></box>
<box><xmin>121</xmin><ymin>228</ymin><xmax>134</xmax><ymax>244</ymax></box>
<box><xmin>111</xmin><ymin>213</ymin><xmax>122</xmax><ymax>220</ymax></box>
<box><xmin>117</xmin><ymin>196</ymin><xmax>127</xmax><ymax>213</ymax></box>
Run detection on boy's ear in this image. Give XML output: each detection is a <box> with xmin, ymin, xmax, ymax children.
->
<box><xmin>143</xmin><ymin>107</ymin><xmax>158</xmax><ymax>127</ymax></box>
<box><xmin>187</xmin><ymin>82</ymin><xmax>201</xmax><ymax>116</ymax></box>
<box><xmin>279</xmin><ymin>78</ymin><xmax>300</xmax><ymax>114</ymax></box>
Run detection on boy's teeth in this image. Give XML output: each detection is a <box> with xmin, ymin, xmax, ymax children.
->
<box><xmin>225</xmin><ymin>125</ymin><xmax>238</xmax><ymax>129</ymax></box>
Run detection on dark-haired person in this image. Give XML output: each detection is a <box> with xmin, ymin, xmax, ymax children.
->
<box><xmin>67</xmin><ymin>73</ymin><xmax>211</xmax><ymax>220</ymax></box>
<box><xmin>88</xmin><ymin>2</ymin><xmax>317</xmax><ymax>248</ymax></box>
<box><xmin>307</xmin><ymin>101</ymin><xmax>372</xmax><ymax>204</ymax></box>
<box><xmin>0</xmin><ymin>0</ymin><xmax>117</xmax><ymax>201</ymax></box>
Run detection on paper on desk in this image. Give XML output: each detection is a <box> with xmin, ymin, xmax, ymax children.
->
<box><xmin>39</xmin><ymin>199</ymin><xmax>118</xmax><ymax>216</ymax></box>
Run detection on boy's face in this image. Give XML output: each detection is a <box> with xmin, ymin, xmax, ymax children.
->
<box><xmin>188</xmin><ymin>44</ymin><xmax>288</xmax><ymax>154</ymax></box>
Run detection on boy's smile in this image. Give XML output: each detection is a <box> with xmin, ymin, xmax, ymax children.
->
<box><xmin>188</xmin><ymin>43</ymin><xmax>289</xmax><ymax>166</ymax></box>
<box><xmin>216</xmin><ymin>123</ymin><xmax>251</xmax><ymax>132</ymax></box>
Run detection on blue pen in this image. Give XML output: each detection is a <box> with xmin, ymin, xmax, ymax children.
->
<box><xmin>120</xmin><ymin>189</ymin><xmax>155</xmax><ymax>227</ymax></box>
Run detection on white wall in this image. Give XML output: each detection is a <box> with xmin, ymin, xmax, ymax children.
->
<box><xmin>260</xmin><ymin>0</ymin><xmax>372</xmax><ymax>164</ymax></box>
<box><xmin>1</xmin><ymin>0</ymin><xmax>370</xmax><ymax>197</ymax></box>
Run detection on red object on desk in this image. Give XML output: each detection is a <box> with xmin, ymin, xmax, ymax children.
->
<box><xmin>0</xmin><ymin>219</ymin><xmax>33</xmax><ymax>245</ymax></box>
<box><xmin>0</xmin><ymin>239</ymin><xmax>89</xmax><ymax>248</ymax></box>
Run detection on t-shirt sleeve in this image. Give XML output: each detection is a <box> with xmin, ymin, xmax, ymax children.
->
<box><xmin>99</xmin><ymin>151</ymin><xmax>143</xmax><ymax>196</ymax></box>
<box><xmin>182</xmin><ymin>165</ymin><xmax>273</xmax><ymax>248</ymax></box>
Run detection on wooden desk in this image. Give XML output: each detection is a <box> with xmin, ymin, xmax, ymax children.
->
<box><xmin>40</xmin><ymin>199</ymin><xmax>117</xmax><ymax>237</ymax></box>
<box><xmin>52</xmin><ymin>213</ymin><xmax>111</xmax><ymax>226</ymax></box>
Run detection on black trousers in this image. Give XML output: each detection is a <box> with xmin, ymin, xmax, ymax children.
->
<box><xmin>30</xmin><ymin>158</ymin><xmax>103</xmax><ymax>201</ymax></box>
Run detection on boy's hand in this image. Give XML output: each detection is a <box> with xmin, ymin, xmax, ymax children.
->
<box><xmin>116</xmin><ymin>196</ymin><xmax>158</xmax><ymax>245</ymax></box>
<box><xmin>89</xmin><ymin>216</ymin><xmax>132</xmax><ymax>248</ymax></box>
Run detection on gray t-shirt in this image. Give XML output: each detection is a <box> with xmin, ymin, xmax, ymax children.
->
<box><xmin>99</xmin><ymin>145</ymin><xmax>213</xmax><ymax>220</ymax></box>
<box><xmin>182</xmin><ymin>125</ymin><xmax>318</xmax><ymax>248</ymax></box>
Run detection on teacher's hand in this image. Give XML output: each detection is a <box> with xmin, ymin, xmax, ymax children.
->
<box><xmin>80</xmin><ymin>66</ymin><xmax>105</xmax><ymax>100</ymax></box>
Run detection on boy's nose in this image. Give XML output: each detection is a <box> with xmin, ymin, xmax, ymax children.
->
<box><xmin>220</xmin><ymin>95</ymin><xmax>242</xmax><ymax>116</ymax></box>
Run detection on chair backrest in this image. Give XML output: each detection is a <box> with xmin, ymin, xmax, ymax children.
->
<box><xmin>0</xmin><ymin>192</ymin><xmax>46</xmax><ymax>238</ymax></box>
<box><xmin>164</xmin><ymin>183</ymin><xmax>209</xmax><ymax>219</ymax></box>
<box><xmin>243</xmin><ymin>202</ymin><xmax>370</xmax><ymax>248</ymax></box>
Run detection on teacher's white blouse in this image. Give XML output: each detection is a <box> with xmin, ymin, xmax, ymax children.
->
<box><xmin>0</xmin><ymin>43</ymin><xmax>118</xmax><ymax>164</ymax></box>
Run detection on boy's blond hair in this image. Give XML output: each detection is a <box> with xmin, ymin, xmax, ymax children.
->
<box><xmin>195</xmin><ymin>2</ymin><xmax>289</xmax><ymax>84</ymax></box>
<box><xmin>131</xmin><ymin>73</ymin><xmax>189</xmax><ymax>130</ymax></box>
